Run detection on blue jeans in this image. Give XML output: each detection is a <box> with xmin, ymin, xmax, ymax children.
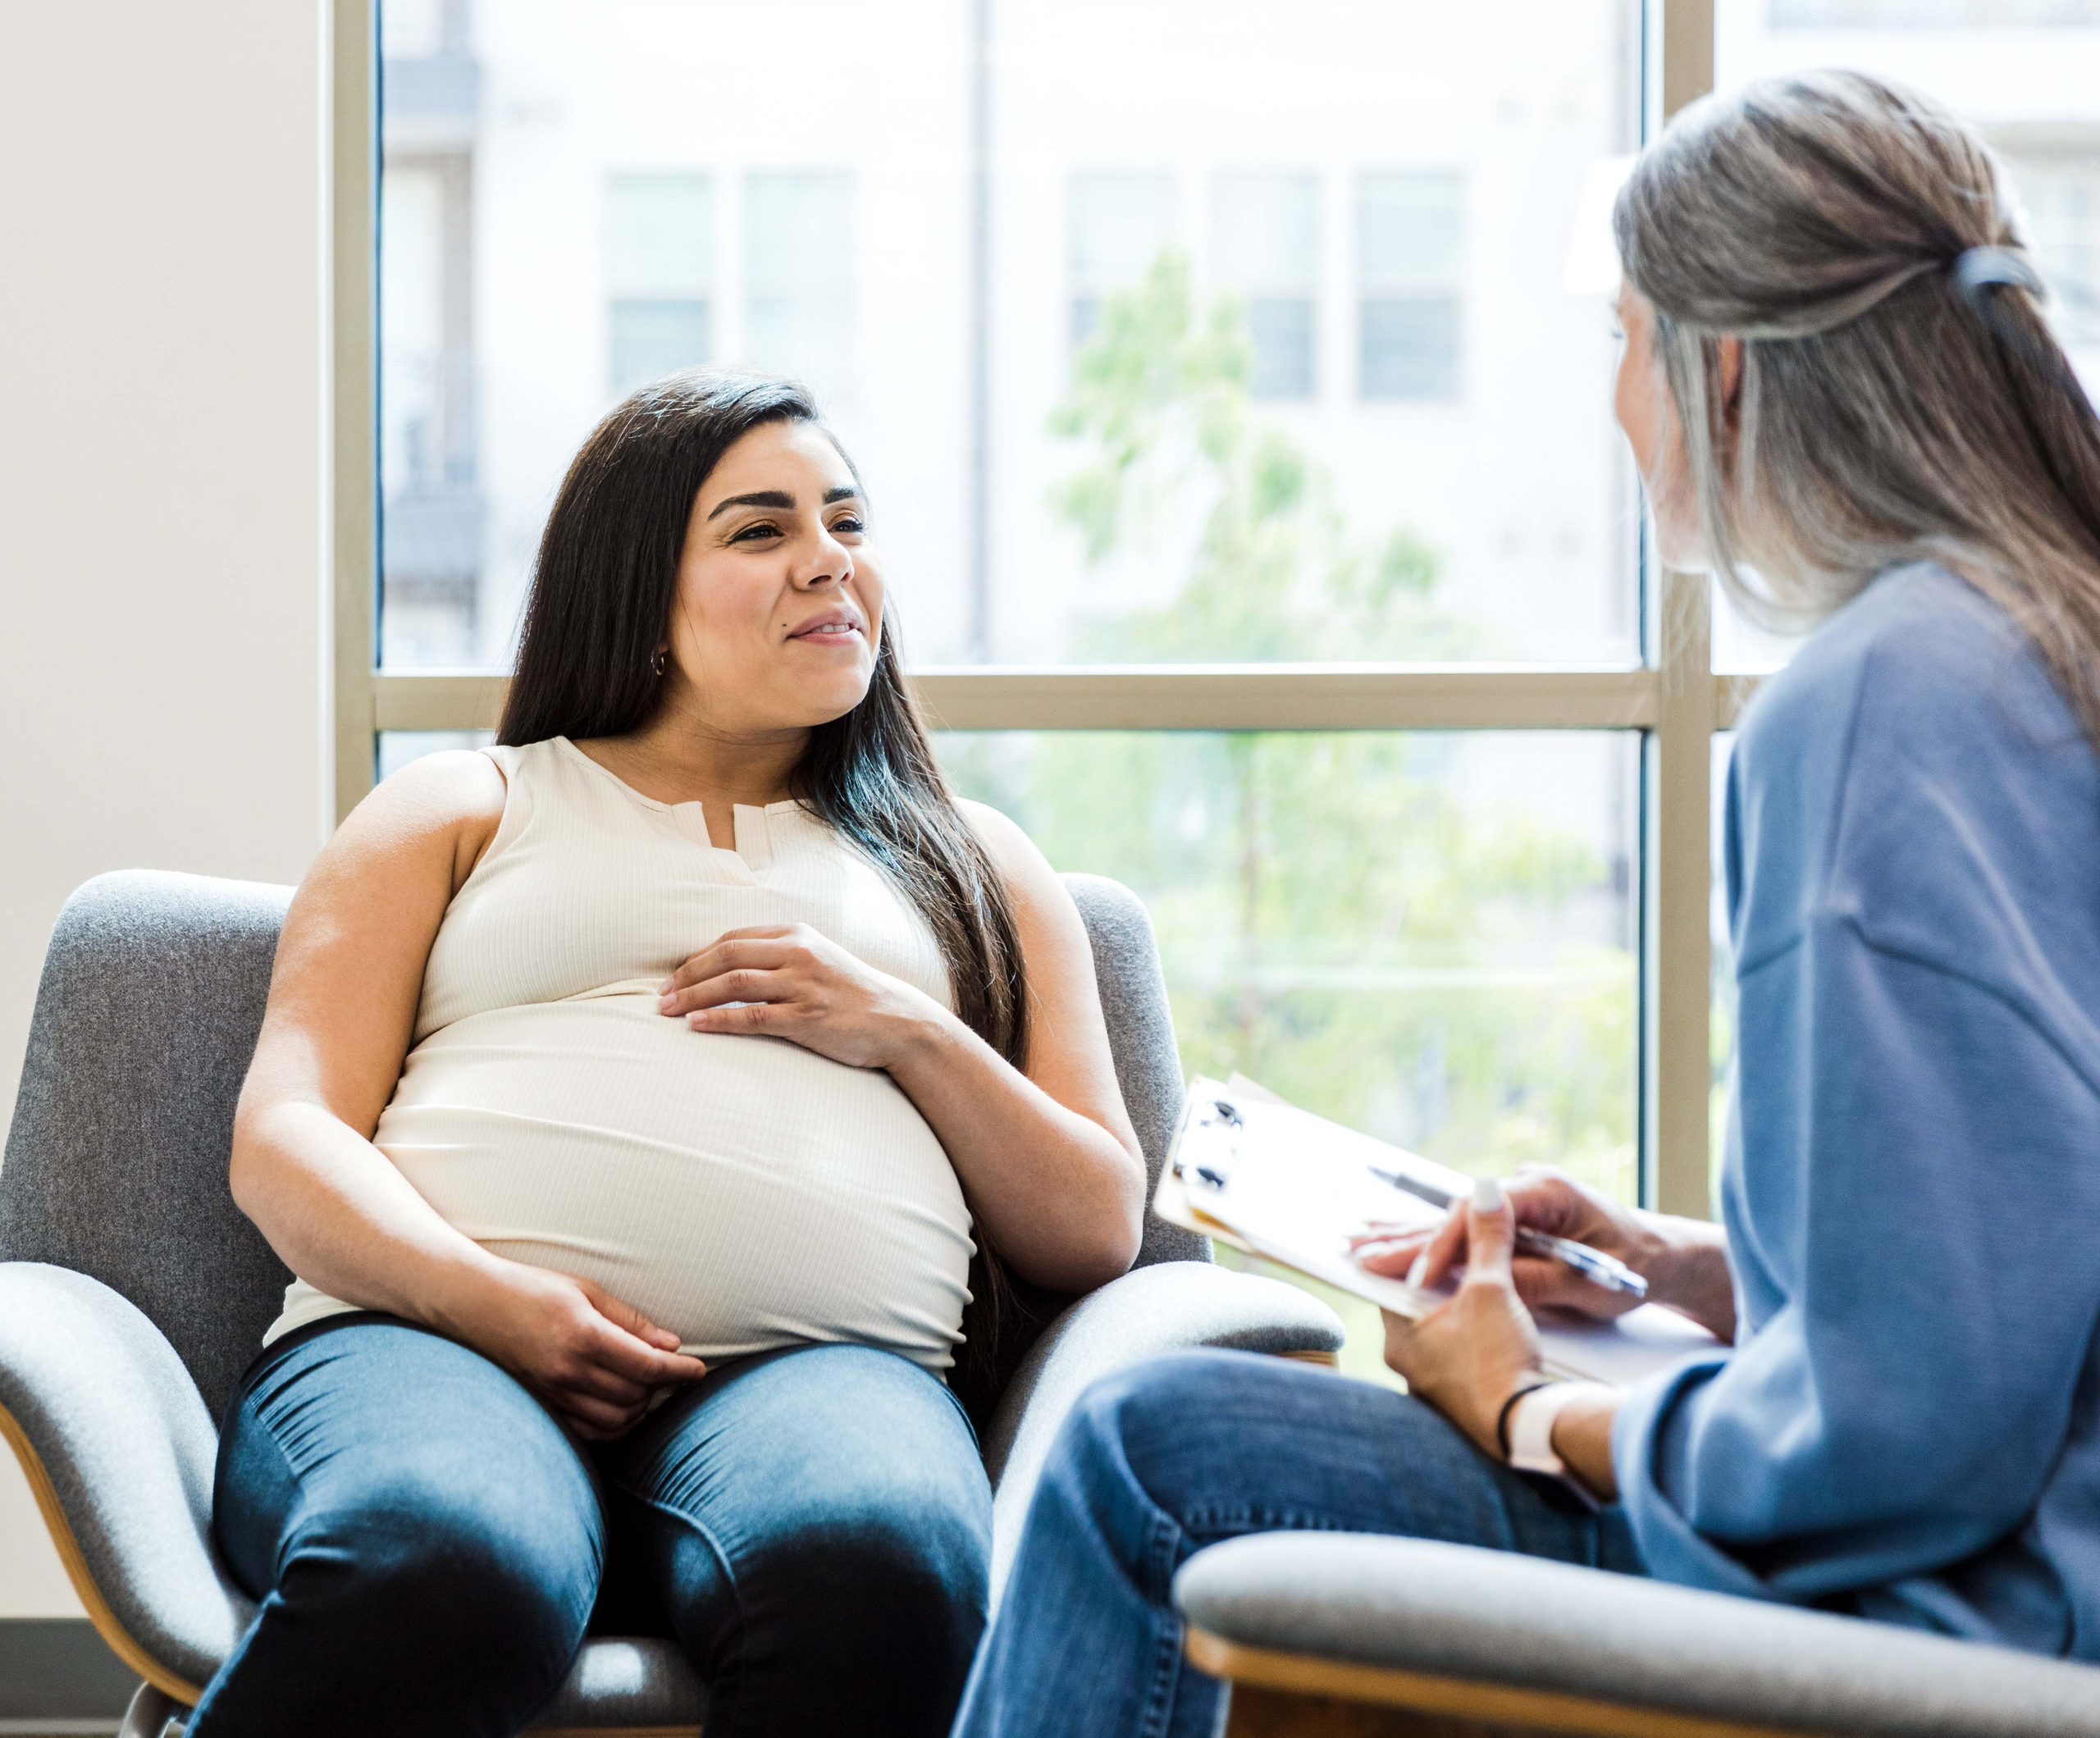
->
<box><xmin>951</xmin><ymin>1349</ymin><xmax>1646</xmax><ymax>1738</ymax></box>
<box><xmin>188</xmin><ymin>1316</ymin><xmax>990</xmax><ymax>1738</ymax></box>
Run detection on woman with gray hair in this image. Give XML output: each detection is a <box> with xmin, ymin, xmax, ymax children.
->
<box><xmin>952</xmin><ymin>69</ymin><xmax>2100</xmax><ymax>1736</ymax></box>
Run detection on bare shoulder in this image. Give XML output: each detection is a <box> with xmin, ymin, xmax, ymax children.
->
<box><xmin>251</xmin><ymin>755</ymin><xmax>508</xmax><ymax>1130</ymax></box>
<box><xmin>327</xmin><ymin>748</ymin><xmax>507</xmax><ymax>892</ymax></box>
<box><xmin>957</xmin><ymin>797</ymin><xmax>1063</xmax><ymax>905</ymax></box>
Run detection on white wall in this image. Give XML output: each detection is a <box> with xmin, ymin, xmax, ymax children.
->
<box><xmin>0</xmin><ymin>1</ymin><xmax>331</xmax><ymax>1617</ymax></box>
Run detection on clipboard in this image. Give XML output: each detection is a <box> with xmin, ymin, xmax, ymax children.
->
<box><xmin>1157</xmin><ymin>1075</ymin><xmax>1720</xmax><ymax>1387</ymax></box>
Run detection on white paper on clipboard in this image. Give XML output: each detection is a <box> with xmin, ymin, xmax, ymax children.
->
<box><xmin>1158</xmin><ymin>1076</ymin><xmax>1719</xmax><ymax>1387</ymax></box>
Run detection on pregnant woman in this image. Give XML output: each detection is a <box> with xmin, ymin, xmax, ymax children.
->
<box><xmin>188</xmin><ymin>371</ymin><xmax>1146</xmax><ymax>1738</ymax></box>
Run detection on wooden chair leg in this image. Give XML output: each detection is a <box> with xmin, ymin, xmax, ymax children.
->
<box><xmin>1226</xmin><ymin>1682</ymin><xmax>1545</xmax><ymax>1737</ymax></box>
<box><xmin>117</xmin><ymin>1681</ymin><xmax>184</xmax><ymax>1738</ymax></box>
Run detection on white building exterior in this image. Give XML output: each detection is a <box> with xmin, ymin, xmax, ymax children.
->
<box><xmin>377</xmin><ymin>0</ymin><xmax>1644</xmax><ymax>675</ymax></box>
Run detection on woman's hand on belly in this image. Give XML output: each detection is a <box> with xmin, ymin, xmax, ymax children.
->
<box><xmin>657</xmin><ymin>924</ymin><xmax>955</xmax><ymax>1071</ymax></box>
<box><xmin>436</xmin><ymin>1256</ymin><xmax>710</xmax><ymax>1439</ymax></box>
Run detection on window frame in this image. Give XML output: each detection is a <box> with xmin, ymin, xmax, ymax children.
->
<box><xmin>331</xmin><ymin>0</ymin><xmax>1732</xmax><ymax>1218</ymax></box>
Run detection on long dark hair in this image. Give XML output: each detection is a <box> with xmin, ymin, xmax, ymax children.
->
<box><xmin>500</xmin><ymin>368</ymin><xmax>1040</xmax><ymax>1405</ymax></box>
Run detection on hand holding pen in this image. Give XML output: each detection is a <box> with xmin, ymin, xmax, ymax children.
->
<box><xmin>1353</xmin><ymin>1164</ymin><xmax>1656</xmax><ymax>1319</ymax></box>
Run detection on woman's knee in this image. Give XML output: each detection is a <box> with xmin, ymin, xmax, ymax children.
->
<box><xmin>630</xmin><ymin>1345</ymin><xmax>989</xmax><ymax>1716</ymax></box>
<box><xmin>1014</xmin><ymin>1352</ymin><xmax>1259</xmax><ymax>1568</ymax></box>
<box><xmin>752</xmin><ymin>1462</ymin><xmax>988</xmax><ymax>1635</ymax></box>
<box><xmin>661</xmin><ymin>1348</ymin><xmax>990</xmax><ymax>1626</ymax></box>
<box><xmin>846</xmin><ymin>1471</ymin><xmax>988</xmax><ymax>1607</ymax></box>
<box><xmin>1058</xmin><ymin>1348</ymin><xmax>1283</xmax><ymax>1485</ymax></box>
<box><xmin>1051</xmin><ymin>1349</ymin><xmax>1427</xmax><ymax>1526</ymax></box>
<box><xmin>713</xmin><ymin>1473</ymin><xmax>988</xmax><ymax>1731</ymax></box>
<box><xmin>285</xmin><ymin>1475</ymin><xmax>601</xmax><ymax>1681</ymax></box>
<box><xmin>1068</xmin><ymin>1349</ymin><xmax>1243</xmax><ymax>1441</ymax></box>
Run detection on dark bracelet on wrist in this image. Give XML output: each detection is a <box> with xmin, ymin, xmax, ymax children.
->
<box><xmin>1495</xmin><ymin>1380</ymin><xmax>1553</xmax><ymax>1461</ymax></box>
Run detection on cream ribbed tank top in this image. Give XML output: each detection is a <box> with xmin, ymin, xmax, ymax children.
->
<box><xmin>264</xmin><ymin>737</ymin><xmax>976</xmax><ymax>1371</ymax></box>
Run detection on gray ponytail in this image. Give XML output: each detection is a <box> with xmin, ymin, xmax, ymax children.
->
<box><xmin>1615</xmin><ymin>69</ymin><xmax>2100</xmax><ymax>748</ymax></box>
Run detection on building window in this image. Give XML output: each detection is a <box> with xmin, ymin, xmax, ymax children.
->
<box><xmin>1211</xmin><ymin>171</ymin><xmax>1320</xmax><ymax>400</ymax></box>
<box><xmin>744</xmin><ymin>171</ymin><xmax>854</xmax><ymax>399</ymax></box>
<box><xmin>1068</xmin><ymin>171</ymin><xmax>1176</xmax><ymax>349</ymax></box>
<box><xmin>606</xmin><ymin>174</ymin><xmax>714</xmax><ymax>398</ymax></box>
<box><xmin>1356</xmin><ymin>171</ymin><xmax>1463</xmax><ymax>403</ymax></box>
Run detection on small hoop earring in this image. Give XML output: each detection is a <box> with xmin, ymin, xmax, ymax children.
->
<box><xmin>651</xmin><ymin>646</ymin><xmax>668</xmax><ymax>678</ymax></box>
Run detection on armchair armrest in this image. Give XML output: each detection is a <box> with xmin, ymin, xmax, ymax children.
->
<box><xmin>984</xmin><ymin>1261</ymin><xmax>1344</xmax><ymax>1603</ymax></box>
<box><xmin>0</xmin><ymin>1263</ymin><xmax>251</xmax><ymax>1700</ymax></box>
<box><xmin>1174</xmin><ymin>1533</ymin><xmax>2100</xmax><ymax>1738</ymax></box>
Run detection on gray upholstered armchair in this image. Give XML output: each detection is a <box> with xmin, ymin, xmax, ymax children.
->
<box><xmin>0</xmin><ymin>869</ymin><xmax>1344</xmax><ymax>1738</ymax></box>
<box><xmin>1172</xmin><ymin>1534</ymin><xmax>2100</xmax><ymax>1737</ymax></box>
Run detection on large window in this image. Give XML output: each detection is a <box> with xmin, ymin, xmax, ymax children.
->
<box><xmin>345</xmin><ymin>0</ymin><xmax>1737</xmax><ymax>1284</ymax></box>
<box><xmin>340</xmin><ymin>0</ymin><xmax>2100</xmax><ymax>1383</ymax></box>
<box><xmin>368</xmin><ymin>0</ymin><xmax>1644</xmax><ymax>676</ymax></box>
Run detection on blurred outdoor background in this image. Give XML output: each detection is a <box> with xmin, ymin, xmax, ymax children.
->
<box><xmin>374</xmin><ymin>0</ymin><xmax>2100</xmax><ymax>1378</ymax></box>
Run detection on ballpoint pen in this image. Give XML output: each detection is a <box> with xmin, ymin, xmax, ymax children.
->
<box><xmin>1366</xmin><ymin>1166</ymin><xmax>1649</xmax><ymax>1300</ymax></box>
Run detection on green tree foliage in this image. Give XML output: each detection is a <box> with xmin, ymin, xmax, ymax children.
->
<box><xmin>947</xmin><ymin>250</ymin><xmax>1637</xmax><ymax>1207</ymax></box>
<box><xmin>1048</xmin><ymin>253</ymin><xmax>1466</xmax><ymax>664</ymax></box>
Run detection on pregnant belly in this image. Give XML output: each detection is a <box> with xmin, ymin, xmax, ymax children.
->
<box><xmin>375</xmin><ymin>988</ymin><xmax>976</xmax><ymax>1371</ymax></box>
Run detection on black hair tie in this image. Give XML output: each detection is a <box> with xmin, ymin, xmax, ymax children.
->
<box><xmin>1496</xmin><ymin>1380</ymin><xmax>1554</xmax><ymax>1462</ymax></box>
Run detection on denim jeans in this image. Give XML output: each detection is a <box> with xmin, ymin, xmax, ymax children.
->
<box><xmin>187</xmin><ymin>1316</ymin><xmax>990</xmax><ymax>1738</ymax></box>
<box><xmin>951</xmin><ymin>1348</ymin><xmax>1647</xmax><ymax>1738</ymax></box>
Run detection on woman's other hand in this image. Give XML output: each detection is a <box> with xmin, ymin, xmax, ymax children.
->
<box><xmin>657</xmin><ymin>924</ymin><xmax>951</xmax><ymax>1070</ymax></box>
<box><xmin>1380</xmin><ymin>1179</ymin><xmax>1546</xmax><ymax>1459</ymax></box>
<box><xmin>439</xmin><ymin>1258</ymin><xmax>708</xmax><ymax>1441</ymax></box>
<box><xmin>1355</xmin><ymin>1164</ymin><xmax>1739</xmax><ymax>1343</ymax></box>
<box><xmin>1355</xmin><ymin>1164</ymin><xmax>1662</xmax><ymax>1322</ymax></box>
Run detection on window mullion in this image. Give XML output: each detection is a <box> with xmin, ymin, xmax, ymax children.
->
<box><xmin>1659</xmin><ymin>0</ymin><xmax>1716</xmax><ymax>122</ymax></box>
<box><xmin>333</xmin><ymin>0</ymin><xmax>381</xmax><ymax>827</ymax></box>
<box><xmin>1645</xmin><ymin>571</ymin><xmax>1717</xmax><ymax>1219</ymax></box>
<box><xmin>1641</xmin><ymin>0</ymin><xmax>1719</xmax><ymax>1219</ymax></box>
<box><xmin>369</xmin><ymin>667</ymin><xmax>1668</xmax><ymax>736</ymax></box>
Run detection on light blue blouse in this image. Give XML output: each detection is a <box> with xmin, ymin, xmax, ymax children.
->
<box><xmin>1614</xmin><ymin>562</ymin><xmax>2100</xmax><ymax>1656</ymax></box>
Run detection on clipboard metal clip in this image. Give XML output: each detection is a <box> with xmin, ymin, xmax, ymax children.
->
<box><xmin>1176</xmin><ymin>1096</ymin><xmax>1243</xmax><ymax>1192</ymax></box>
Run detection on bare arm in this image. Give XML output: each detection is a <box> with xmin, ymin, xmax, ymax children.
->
<box><xmin>233</xmin><ymin>750</ymin><xmax>705</xmax><ymax>1435</ymax></box>
<box><xmin>1640</xmin><ymin>1219</ymin><xmax>1737</xmax><ymax>1344</ymax></box>
<box><xmin>885</xmin><ymin>801</ymin><xmax>1147</xmax><ymax>1293</ymax></box>
<box><xmin>658</xmin><ymin>800</ymin><xmax>1147</xmax><ymax>1295</ymax></box>
<box><xmin>1552</xmin><ymin>1387</ymin><xmax>1623</xmax><ymax>1502</ymax></box>
<box><xmin>230</xmin><ymin>750</ymin><xmax>508</xmax><ymax>1322</ymax></box>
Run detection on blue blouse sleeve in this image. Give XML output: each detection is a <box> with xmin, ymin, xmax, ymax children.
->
<box><xmin>1613</xmin><ymin>919</ymin><xmax>2100</xmax><ymax>1607</ymax></box>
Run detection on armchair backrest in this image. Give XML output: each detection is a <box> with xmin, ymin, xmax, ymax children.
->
<box><xmin>0</xmin><ymin>868</ymin><xmax>1203</xmax><ymax>1422</ymax></box>
<box><xmin>1062</xmin><ymin>874</ymin><xmax>1207</xmax><ymax>1269</ymax></box>
<box><xmin>0</xmin><ymin>873</ymin><xmax>294</xmax><ymax>1422</ymax></box>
